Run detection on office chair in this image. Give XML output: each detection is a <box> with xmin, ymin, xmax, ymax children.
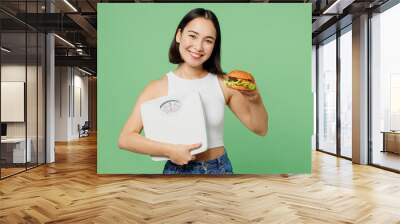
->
<box><xmin>79</xmin><ymin>121</ymin><xmax>90</xmax><ymax>138</ymax></box>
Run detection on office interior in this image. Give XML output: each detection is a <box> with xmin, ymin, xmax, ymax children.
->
<box><xmin>0</xmin><ymin>0</ymin><xmax>399</xmax><ymax>222</ymax></box>
<box><xmin>0</xmin><ymin>0</ymin><xmax>97</xmax><ymax>179</ymax></box>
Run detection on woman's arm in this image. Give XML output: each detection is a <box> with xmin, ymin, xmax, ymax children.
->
<box><xmin>118</xmin><ymin>79</ymin><xmax>173</xmax><ymax>157</ymax></box>
<box><xmin>118</xmin><ymin>78</ymin><xmax>201</xmax><ymax>165</ymax></box>
<box><xmin>219</xmin><ymin>77</ymin><xmax>268</xmax><ymax>136</ymax></box>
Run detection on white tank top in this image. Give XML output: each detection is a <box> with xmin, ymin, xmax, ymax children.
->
<box><xmin>167</xmin><ymin>71</ymin><xmax>225</xmax><ymax>148</ymax></box>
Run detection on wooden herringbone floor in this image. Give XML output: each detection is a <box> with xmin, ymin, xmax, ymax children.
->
<box><xmin>1</xmin><ymin>134</ymin><xmax>400</xmax><ymax>224</ymax></box>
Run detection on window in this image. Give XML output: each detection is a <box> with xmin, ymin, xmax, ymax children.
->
<box><xmin>317</xmin><ymin>35</ymin><xmax>337</xmax><ymax>154</ymax></box>
<box><xmin>371</xmin><ymin>2</ymin><xmax>400</xmax><ymax>171</ymax></box>
<box><xmin>339</xmin><ymin>28</ymin><xmax>352</xmax><ymax>158</ymax></box>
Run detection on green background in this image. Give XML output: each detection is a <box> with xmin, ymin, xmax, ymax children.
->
<box><xmin>98</xmin><ymin>3</ymin><xmax>312</xmax><ymax>174</ymax></box>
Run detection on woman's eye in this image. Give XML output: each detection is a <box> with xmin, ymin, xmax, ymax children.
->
<box><xmin>189</xmin><ymin>35</ymin><xmax>196</xmax><ymax>39</ymax></box>
<box><xmin>206</xmin><ymin>40</ymin><xmax>213</xmax><ymax>44</ymax></box>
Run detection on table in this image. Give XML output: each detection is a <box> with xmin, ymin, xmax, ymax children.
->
<box><xmin>1</xmin><ymin>138</ymin><xmax>32</xmax><ymax>163</ymax></box>
<box><xmin>381</xmin><ymin>131</ymin><xmax>400</xmax><ymax>154</ymax></box>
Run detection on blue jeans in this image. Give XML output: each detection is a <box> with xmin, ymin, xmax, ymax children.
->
<box><xmin>163</xmin><ymin>150</ymin><xmax>233</xmax><ymax>175</ymax></box>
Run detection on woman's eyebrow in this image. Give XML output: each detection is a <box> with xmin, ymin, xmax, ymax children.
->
<box><xmin>188</xmin><ymin>30</ymin><xmax>215</xmax><ymax>40</ymax></box>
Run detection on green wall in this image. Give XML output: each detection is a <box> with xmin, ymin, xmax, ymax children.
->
<box><xmin>98</xmin><ymin>3</ymin><xmax>312</xmax><ymax>174</ymax></box>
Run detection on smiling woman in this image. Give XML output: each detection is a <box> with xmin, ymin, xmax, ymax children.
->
<box><xmin>168</xmin><ymin>8</ymin><xmax>223</xmax><ymax>76</ymax></box>
<box><xmin>117</xmin><ymin>8</ymin><xmax>269</xmax><ymax>175</ymax></box>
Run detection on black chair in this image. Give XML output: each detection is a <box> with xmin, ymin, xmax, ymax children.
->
<box><xmin>79</xmin><ymin>121</ymin><xmax>90</xmax><ymax>138</ymax></box>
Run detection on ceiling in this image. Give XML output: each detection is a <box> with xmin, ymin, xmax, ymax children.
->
<box><xmin>0</xmin><ymin>0</ymin><xmax>392</xmax><ymax>75</ymax></box>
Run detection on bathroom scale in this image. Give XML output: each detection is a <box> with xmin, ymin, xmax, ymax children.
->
<box><xmin>140</xmin><ymin>91</ymin><xmax>208</xmax><ymax>161</ymax></box>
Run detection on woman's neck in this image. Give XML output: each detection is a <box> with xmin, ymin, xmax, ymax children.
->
<box><xmin>174</xmin><ymin>64</ymin><xmax>207</xmax><ymax>80</ymax></box>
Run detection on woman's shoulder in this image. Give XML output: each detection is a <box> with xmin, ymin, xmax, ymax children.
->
<box><xmin>140</xmin><ymin>74</ymin><xmax>169</xmax><ymax>100</ymax></box>
<box><xmin>147</xmin><ymin>74</ymin><xmax>168</xmax><ymax>88</ymax></box>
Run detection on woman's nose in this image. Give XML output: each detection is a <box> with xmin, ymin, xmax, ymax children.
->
<box><xmin>193</xmin><ymin>40</ymin><xmax>203</xmax><ymax>52</ymax></box>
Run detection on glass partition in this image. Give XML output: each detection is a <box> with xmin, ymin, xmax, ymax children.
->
<box><xmin>1</xmin><ymin>31</ymin><xmax>28</xmax><ymax>178</ymax></box>
<box><xmin>0</xmin><ymin>1</ymin><xmax>46</xmax><ymax>179</ymax></box>
<box><xmin>317</xmin><ymin>35</ymin><xmax>337</xmax><ymax>155</ymax></box>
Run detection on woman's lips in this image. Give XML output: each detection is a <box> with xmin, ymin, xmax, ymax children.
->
<box><xmin>189</xmin><ymin>50</ymin><xmax>203</xmax><ymax>59</ymax></box>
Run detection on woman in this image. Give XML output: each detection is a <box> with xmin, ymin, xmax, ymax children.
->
<box><xmin>118</xmin><ymin>8</ymin><xmax>268</xmax><ymax>174</ymax></box>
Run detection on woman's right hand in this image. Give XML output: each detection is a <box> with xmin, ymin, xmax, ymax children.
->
<box><xmin>166</xmin><ymin>143</ymin><xmax>202</xmax><ymax>165</ymax></box>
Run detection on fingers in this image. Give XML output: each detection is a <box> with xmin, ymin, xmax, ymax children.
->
<box><xmin>189</xmin><ymin>143</ymin><xmax>202</xmax><ymax>150</ymax></box>
<box><xmin>239</xmin><ymin>90</ymin><xmax>256</xmax><ymax>96</ymax></box>
<box><xmin>173</xmin><ymin>160</ymin><xmax>187</xmax><ymax>166</ymax></box>
<box><xmin>239</xmin><ymin>90</ymin><xmax>260</xmax><ymax>102</ymax></box>
<box><xmin>174</xmin><ymin>155</ymin><xmax>196</xmax><ymax>166</ymax></box>
<box><xmin>171</xmin><ymin>143</ymin><xmax>201</xmax><ymax>166</ymax></box>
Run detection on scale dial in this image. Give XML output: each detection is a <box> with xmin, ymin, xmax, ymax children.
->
<box><xmin>160</xmin><ymin>99</ymin><xmax>181</xmax><ymax>114</ymax></box>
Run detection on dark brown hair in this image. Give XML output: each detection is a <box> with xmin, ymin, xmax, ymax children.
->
<box><xmin>168</xmin><ymin>8</ymin><xmax>224</xmax><ymax>75</ymax></box>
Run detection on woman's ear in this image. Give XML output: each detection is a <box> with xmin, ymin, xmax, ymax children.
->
<box><xmin>175</xmin><ymin>28</ymin><xmax>182</xmax><ymax>44</ymax></box>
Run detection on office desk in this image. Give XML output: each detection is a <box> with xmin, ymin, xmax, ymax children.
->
<box><xmin>381</xmin><ymin>131</ymin><xmax>400</xmax><ymax>154</ymax></box>
<box><xmin>1</xmin><ymin>138</ymin><xmax>32</xmax><ymax>163</ymax></box>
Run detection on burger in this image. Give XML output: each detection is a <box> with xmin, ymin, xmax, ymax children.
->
<box><xmin>224</xmin><ymin>70</ymin><xmax>256</xmax><ymax>91</ymax></box>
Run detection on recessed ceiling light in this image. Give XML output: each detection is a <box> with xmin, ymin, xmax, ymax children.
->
<box><xmin>63</xmin><ymin>0</ymin><xmax>78</xmax><ymax>12</ymax></box>
<box><xmin>1</xmin><ymin>47</ymin><xmax>11</xmax><ymax>53</ymax></box>
<box><xmin>77</xmin><ymin>67</ymin><xmax>93</xmax><ymax>76</ymax></box>
<box><xmin>322</xmin><ymin>0</ymin><xmax>354</xmax><ymax>15</ymax></box>
<box><xmin>54</xmin><ymin>34</ymin><xmax>75</xmax><ymax>48</ymax></box>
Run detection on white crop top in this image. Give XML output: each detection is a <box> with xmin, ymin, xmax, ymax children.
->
<box><xmin>167</xmin><ymin>71</ymin><xmax>225</xmax><ymax>148</ymax></box>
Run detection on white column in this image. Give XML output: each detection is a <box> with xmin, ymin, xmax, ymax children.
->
<box><xmin>46</xmin><ymin>33</ymin><xmax>55</xmax><ymax>163</ymax></box>
<box><xmin>352</xmin><ymin>14</ymin><xmax>369</xmax><ymax>164</ymax></box>
<box><xmin>46</xmin><ymin>1</ymin><xmax>55</xmax><ymax>163</ymax></box>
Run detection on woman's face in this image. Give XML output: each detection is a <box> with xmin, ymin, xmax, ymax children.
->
<box><xmin>176</xmin><ymin>17</ymin><xmax>217</xmax><ymax>68</ymax></box>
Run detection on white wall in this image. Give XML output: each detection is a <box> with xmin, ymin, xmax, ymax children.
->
<box><xmin>71</xmin><ymin>72</ymin><xmax>89</xmax><ymax>138</ymax></box>
<box><xmin>55</xmin><ymin>67</ymin><xmax>89</xmax><ymax>141</ymax></box>
<box><xmin>1</xmin><ymin>65</ymin><xmax>41</xmax><ymax>137</ymax></box>
<box><xmin>55</xmin><ymin>66</ymin><xmax>70</xmax><ymax>141</ymax></box>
